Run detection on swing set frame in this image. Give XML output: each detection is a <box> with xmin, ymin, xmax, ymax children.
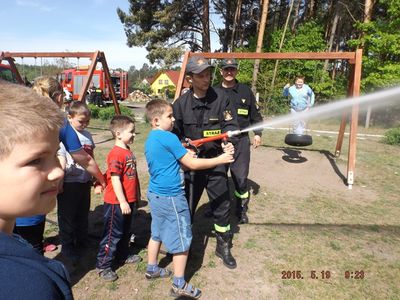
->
<box><xmin>174</xmin><ymin>50</ymin><xmax>363</xmax><ymax>188</ymax></box>
<box><xmin>0</xmin><ymin>51</ymin><xmax>121</xmax><ymax>114</ymax></box>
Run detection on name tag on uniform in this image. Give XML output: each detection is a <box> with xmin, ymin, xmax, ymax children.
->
<box><xmin>203</xmin><ymin>129</ymin><xmax>221</xmax><ymax>137</ymax></box>
<box><xmin>237</xmin><ymin>108</ymin><xmax>248</xmax><ymax>116</ymax></box>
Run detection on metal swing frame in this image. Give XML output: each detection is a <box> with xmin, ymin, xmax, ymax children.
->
<box><xmin>174</xmin><ymin>50</ymin><xmax>363</xmax><ymax>188</ymax></box>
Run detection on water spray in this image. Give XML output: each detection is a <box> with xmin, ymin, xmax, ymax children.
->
<box><xmin>240</xmin><ymin>86</ymin><xmax>400</xmax><ymax>134</ymax></box>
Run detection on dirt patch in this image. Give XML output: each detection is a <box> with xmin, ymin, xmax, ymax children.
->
<box><xmin>249</xmin><ymin>145</ymin><xmax>376</xmax><ymax>201</ymax></box>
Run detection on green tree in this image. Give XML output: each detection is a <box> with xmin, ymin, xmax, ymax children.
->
<box><xmin>349</xmin><ymin>0</ymin><xmax>400</xmax><ymax>91</ymax></box>
<box><xmin>117</xmin><ymin>0</ymin><xmax>211</xmax><ymax>66</ymax></box>
<box><xmin>127</xmin><ymin>63</ymin><xmax>158</xmax><ymax>91</ymax></box>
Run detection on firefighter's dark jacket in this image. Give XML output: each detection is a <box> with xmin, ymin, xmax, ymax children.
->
<box><xmin>214</xmin><ymin>81</ymin><xmax>263</xmax><ymax>137</ymax></box>
<box><xmin>173</xmin><ymin>87</ymin><xmax>239</xmax><ymax>158</ymax></box>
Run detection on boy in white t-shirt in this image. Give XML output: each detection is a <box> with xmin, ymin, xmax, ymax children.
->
<box><xmin>57</xmin><ymin>101</ymin><xmax>97</xmax><ymax>260</ymax></box>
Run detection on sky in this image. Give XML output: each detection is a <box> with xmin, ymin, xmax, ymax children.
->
<box><xmin>1</xmin><ymin>0</ymin><xmax>223</xmax><ymax>71</ymax></box>
<box><xmin>1</xmin><ymin>0</ymin><xmax>149</xmax><ymax>70</ymax></box>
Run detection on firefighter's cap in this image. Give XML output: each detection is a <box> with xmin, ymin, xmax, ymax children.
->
<box><xmin>186</xmin><ymin>56</ymin><xmax>213</xmax><ymax>74</ymax></box>
<box><xmin>220</xmin><ymin>58</ymin><xmax>238</xmax><ymax>69</ymax></box>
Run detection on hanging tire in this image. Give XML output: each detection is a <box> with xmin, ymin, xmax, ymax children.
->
<box><xmin>284</xmin><ymin>133</ymin><xmax>313</xmax><ymax>147</ymax></box>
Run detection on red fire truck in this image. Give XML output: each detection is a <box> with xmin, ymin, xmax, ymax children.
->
<box><xmin>0</xmin><ymin>63</ymin><xmax>17</xmax><ymax>83</ymax></box>
<box><xmin>59</xmin><ymin>66</ymin><xmax>128</xmax><ymax>101</ymax></box>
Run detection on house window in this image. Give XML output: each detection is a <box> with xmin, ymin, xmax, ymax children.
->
<box><xmin>158</xmin><ymin>79</ymin><xmax>163</xmax><ymax>84</ymax></box>
<box><xmin>164</xmin><ymin>79</ymin><xmax>169</xmax><ymax>85</ymax></box>
<box><xmin>158</xmin><ymin>89</ymin><xmax>161</xmax><ymax>94</ymax></box>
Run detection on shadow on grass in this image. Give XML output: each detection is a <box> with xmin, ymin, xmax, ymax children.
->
<box><xmin>246</xmin><ymin>222</ymin><xmax>400</xmax><ymax>234</ymax></box>
<box><xmin>52</xmin><ymin>203</ymin><xmax>151</xmax><ymax>287</ymax></box>
<box><xmin>262</xmin><ymin>144</ymin><xmax>347</xmax><ymax>185</ymax></box>
<box><xmin>278</xmin><ymin>148</ymin><xmax>308</xmax><ymax>164</ymax></box>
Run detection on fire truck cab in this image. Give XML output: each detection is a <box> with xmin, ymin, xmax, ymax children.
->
<box><xmin>59</xmin><ymin>66</ymin><xmax>128</xmax><ymax>101</ymax></box>
<box><xmin>0</xmin><ymin>63</ymin><xmax>17</xmax><ymax>83</ymax></box>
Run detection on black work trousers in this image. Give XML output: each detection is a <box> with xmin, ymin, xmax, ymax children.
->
<box><xmin>57</xmin><ymin>182</ymin><xmax>91</xmax><ymax>248</ymax></box>
<box><xmin>14</xmin><ymin>220</ymin><xmax>45</xmax><ymax>255</ymax></box>
<box><xmin>185</xmin><ymin>164</ymin><xmax>231</xmax><ymax>228</ymax></box>
<box><xmin>230</xmin><ymin>135</ymin><xmax>251</xmax><ymax>195</ymax></box>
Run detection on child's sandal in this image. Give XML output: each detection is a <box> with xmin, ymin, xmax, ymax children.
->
<box><xmin>170</xmin><ymin>282</ymin><xmax>202</xmax><ymax>299</ymax></box>
<box><xmin>145</xmin><ymin>267</ymin><xmax>172</xmax><ymax>280</ymax></box>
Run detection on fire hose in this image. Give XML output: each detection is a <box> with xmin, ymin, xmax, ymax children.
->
<box><xmin>182</xmin><ymin>130</ymin><xmax>241</xmax><ymax>220</ymax></box>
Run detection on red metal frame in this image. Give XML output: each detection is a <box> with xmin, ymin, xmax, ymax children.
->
<box><xmin>174</xmin><ymin>50</ymin><xmax>363</xmax><ymax>187</ymax></box>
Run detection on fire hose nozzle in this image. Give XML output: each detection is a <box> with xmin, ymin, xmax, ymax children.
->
<box><xmin>227</xmin><ymin>130</ymin><xmax>241</xmax><ymax>138</ymax></box>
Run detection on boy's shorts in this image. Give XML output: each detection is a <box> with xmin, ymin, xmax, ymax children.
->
<box><xmin>147</xmin><ymin>191</ymin><xmax>192</xmax><ymax>254</ymax></box>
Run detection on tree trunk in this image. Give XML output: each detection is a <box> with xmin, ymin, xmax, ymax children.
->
<box><xmin>323</xmin><ymin>2</ymin><xmax>340</xmax><ymax>71</ymax></box>
<box><xmin>363</xmin><ymin>0</ymin><xmax>376</xmax><ymax>128</ymax></box>
<box><xmin>202</xmin><ymin>0</ymin><xmax>211</xmax><ymax>52</ymax></box>
<box><xmin>230</xmin><ymin>0</ymin><xmax>243</xmax><ymax>52</ymax></box>
<box><xmin>331</xmin><ymin>43</ymin><xmax>339</xmax><ymax>80</ymax></box>
<box><xmin>278</xmin><ymin>0</ymin><xmax>286</xmax><ymax>28</ymax></box>
<box><xmin>306</xmin><ymin>0</ymin><xmax>316</xmax><ymax>20</ymax></box>
<box><xmin>251</xmin><ymin>0</ymin><xmax>269</xmax><ymax>94</ymax></box>
<box><xmin>291</xmin><ymin>0</ymin><xmax>301</xmax><ymax>32</ymax></box>
<box><xmin>269</xmin><ymin>0</ymin><xmax>295</xmax><ymax>107</ymax></box>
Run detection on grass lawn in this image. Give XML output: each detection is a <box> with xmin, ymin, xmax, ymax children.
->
<box><xmin>45</xmin><ymin>115</ymin><xmax>400</xmax><ymax>300</ymax></box>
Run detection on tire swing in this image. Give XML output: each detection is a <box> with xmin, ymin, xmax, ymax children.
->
<box><xmin>284</xmin><ymin>131</ymin><xmax>313</xmax><ymax>147</ymax></box>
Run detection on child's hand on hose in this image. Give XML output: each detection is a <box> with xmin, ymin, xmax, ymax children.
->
<box><xmin>221</xmin><ymin>142</ymin><xmax>234</xmax><ymax>155</ymax></box>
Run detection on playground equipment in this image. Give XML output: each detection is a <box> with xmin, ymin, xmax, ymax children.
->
<box><xmin>174</xmin><ymin>50</ymin><xmax>363</xmax><ymax>189</ymax></box>
<box><xmin>284</xmin><ymin>132</ymin><xmax>313</xmax><ymax>147</ymax></box>
<box><xmin>0</xmin><ymin>51</ymin><xmax>121</xmax><ymax>114</ymax></box>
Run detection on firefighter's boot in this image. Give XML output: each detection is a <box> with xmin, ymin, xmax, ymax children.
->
<box><xmin>236</xmin><ymin>195</ymin><xmax>250</xmax><ymax>224</ymax></box>
<box><xmin>215</xmin><ymin>232</ymin><xmax>237</xmax><ymax>269</ymax></box>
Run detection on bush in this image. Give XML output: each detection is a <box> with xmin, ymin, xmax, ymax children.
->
<box><xmin>89</xmin><ymin>105</ymin><xmax>134</xmax><ymax>120</ymax></box>
<box><xmin>88</xmin><ymin>104</ymin><xmax>100</xmax><ymax>119</ymax></box>
<box><xmin>383</xmin><ymin>127</ymin><xmax>400</xmax><ymax>145</ymax></box>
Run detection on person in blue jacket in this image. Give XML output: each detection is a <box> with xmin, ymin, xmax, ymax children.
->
<box><xmin>0</xmin><ymin>80</ymin><xmax>73</xmax><ymax>299</ymax></box>
<box><xmin>283</xmin><ymin>76</ymin><xmax>315</xmax><ymax>135</ymax></box>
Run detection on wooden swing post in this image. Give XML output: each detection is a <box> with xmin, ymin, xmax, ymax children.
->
<box><xmin>174</xmin><ymin>50</ymin><xmax>363</xmax><ymax>188</ymax></box>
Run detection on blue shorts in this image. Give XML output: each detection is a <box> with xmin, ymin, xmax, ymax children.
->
<box><xmin>147</xmin><ymin>191</ymin><xmax>192</xmax><ymax>254</ymax></box>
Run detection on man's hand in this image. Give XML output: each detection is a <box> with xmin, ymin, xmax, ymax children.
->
<box><xmin>284</xmin><ymin>83</ymin><xmax>290</xmax><ymax>89</ymax></box>
<box><xmin>120</xmin><ymin>202</ymin><xmax>131</xmax><ymax>215</ymax></box>
<box><xmin>253</xmin><ymin>135</ymin><xmax>262</xmax><ymax>148</ymax></box>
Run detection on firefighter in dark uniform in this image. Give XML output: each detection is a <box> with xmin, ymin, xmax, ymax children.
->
<box><xmin>173</xmin><ymin>56</ymin><xmax>238</xmax><ymax>269</ymax></box>
<box><xmin>214</xmin><ymin>58</ymin><xmax>263</xmax><ymax>224</ymax></box>
<box><xmin>89</xmin><ymin>83</ymin><xmax>103</xmax><ymax>107</ymax></box>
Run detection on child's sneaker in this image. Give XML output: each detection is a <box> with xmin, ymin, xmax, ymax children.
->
<box><xmin>97</xmin><ymin>268</ymin><xmax>118</xmax><ymax>282</ymax></box>
<box><xmin>123</xmin><ymin>254</ymin><xmax>142</xmax><ymax>264</ymax></box>
<box><xmin>145</xmin><ymin>267</ymin><xmax>172</xmax><ymax>280</ymax></box>
<box><xmin>170</xmin><ymin>282</ymin><xmax>202</xmax><ymax>299</ymax></box>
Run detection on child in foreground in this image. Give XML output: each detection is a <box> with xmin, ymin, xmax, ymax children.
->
<box><xmin>144</xmin><ymin>99</ymin><xmax>234</xmax><ymax>299</ymax></box>
<box><xmin>57</xmin><ymin>101</ymin><xmax>97</xmax><ymax>260</ymax></box>
<box><xmin>0</xmin><ymin>80</ymin><xmax>73</xmax><ymax>299</ymax></box>
<box><xmin>95</xmin><ymin>115</ymin><xmax>142</xmax><ymax>281</ymax></box>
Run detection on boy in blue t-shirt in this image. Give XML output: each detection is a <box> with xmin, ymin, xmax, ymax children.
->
<box><xmin>144</xmin><ymin>99</ymin><xmax>234</xmax><ymax>299</ymax></box>
<box><xmin>0</xmin><ymin>80</ymin><xmax>73</xmax><ymax>299</ymax></box>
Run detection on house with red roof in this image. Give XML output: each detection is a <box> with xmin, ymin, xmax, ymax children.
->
<box><xmin>149</xmin><ymin>70</ymin><xmax>190</xmax><ymax>97</ymax></box>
